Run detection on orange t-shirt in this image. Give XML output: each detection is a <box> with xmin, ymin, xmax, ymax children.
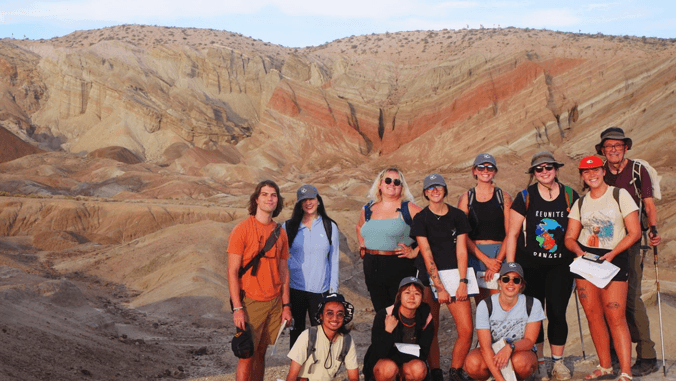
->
<box><xmin>228</xmin><ymin>216</ymin><xmax>289</xmax><ymax>302</ymax></box>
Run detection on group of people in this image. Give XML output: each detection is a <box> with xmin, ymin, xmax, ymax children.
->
<box><xmin>226</xmin><ymin>126</ymin><xmax>662</xmax><ymax>381</ymax></box>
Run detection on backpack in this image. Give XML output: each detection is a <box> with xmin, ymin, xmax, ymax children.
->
<box><xmin>286</xmin><ymin>217</ymin><xmax>334</xmax><ymax>247</ymax></box>
<box><xmin>467</xmin><ymin>187</ymin><xmax>504</xmax><ymax>229</ymax></box>
<box><xmin>364</xmin><ymin>200</ymin><xmax>413</xmax><ymax>225</ymax></box>
<box><xmin>305</xmin><ymin>326</ymin><xmax>352</xmax><ymax>374</ymax></box>
<box><xmin>630</xmin><ymin>159</ymin><xmax>662</xmax><ymax>201</ymax></box>
<box><xmin>484</xmin><ymin>294</ymin><xmax>534</xmax><ymax>319</ymax></box>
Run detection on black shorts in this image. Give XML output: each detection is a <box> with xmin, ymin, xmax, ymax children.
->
<box><xmin>572</xmin><ymin>244</ymin><xmax>629</xmax><ymax>282</ymax></box>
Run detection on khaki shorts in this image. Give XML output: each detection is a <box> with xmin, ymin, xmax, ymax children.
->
<box><xmin>243</xmin><ymin>295</ymin><xmax>282</xmax><ymax>351</ymax></box>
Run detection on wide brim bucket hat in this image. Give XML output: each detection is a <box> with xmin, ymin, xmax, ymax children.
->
<box><xmin>526</xmin><ymin>151</ymin><xmax>564</xmax><ymax>174</ymax></box>
<box><xmin>595</xmin><ymin>127</ymin><xmax>633</xmax><ymax>155</ymax></box>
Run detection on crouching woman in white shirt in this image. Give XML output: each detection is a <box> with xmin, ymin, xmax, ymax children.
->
<box><xmin>464</xmin><ymin>262</ymin><xmax>545</xmax><ymax>381</ymax></box>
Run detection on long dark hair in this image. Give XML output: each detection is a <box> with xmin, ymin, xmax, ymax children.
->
<box><xmin>285</xmin><ymin>194</ymin><xmax>337</xmax><ymax>246</ymax></box>
<box><xmin>247</xmin><ymin>180</ymin><xmax>284</xmax><ymax>217</ymax></box>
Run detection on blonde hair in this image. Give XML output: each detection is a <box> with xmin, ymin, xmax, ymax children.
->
<box><xmin>367</xmin><ymin>167</ymin><xmax>415</xmax><ymax>203</ymax></box>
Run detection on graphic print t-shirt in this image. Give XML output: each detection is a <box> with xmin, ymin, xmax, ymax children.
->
<box><xmin>511</xmin><ymin>183</ymin><xmax>579</xmax><ymax>267</ymax></box>
<box><xmin>475</xmin><ymin>294</ymin><xmax>545</xmax><ymax>344</ymax></box>
<box><xmin>568</xmin><ymin>186</ymin><xmax>638</xmax><ymax>250</ymax></box>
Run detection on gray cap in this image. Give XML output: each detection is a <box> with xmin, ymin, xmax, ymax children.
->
<box><xmin>399</xmin><ymin>276</ymin><xmax>425</xmax><ymax>290</ymax></box>
<box><xmin>473</xmin><ymin>153</ymin><xmax>498</xmax><ymax>170</ymax></box>
<box><xmin>595</xmin><ymin>127</ymin><xmax>633</xmax><ymax>155</ymax></box>
<box><xmin>527</xmin><ymin>151</ymin><xmax>564</xmax><ymax>173</ymax></box>
<box><xmin>499</xmin><ymin>262</ymin><xmax>525</xmax><ymax>279</ymax></box>
<box><xmin>423</xmin><ymin>173</ymin><xmax>446</xmax><ymax>190</ymax></box>
<box><xmin>296</xmin><ymin>184</ymin><xmax>319</xmax><ymax>202</ymax></box>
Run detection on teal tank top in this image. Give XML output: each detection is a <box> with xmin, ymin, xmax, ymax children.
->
<box><xmin>360</xmin><ymin>214</ymin><xmax>415</xmax><ymax>251</ymax></box>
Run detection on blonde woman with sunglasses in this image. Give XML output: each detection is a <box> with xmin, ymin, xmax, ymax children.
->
<box><xmin>357</xmin><ymin>168</ymin><xmax>422</xmax><ymax>313</ymax></box>
<box><xmin>503</xmin><ymin>151</ymin><xmax>580</xmax><ymax>381</ymax></box>
<box><xmin>464</xmin><ymin>262</ymin><xmax>545</xmax><ymax>381</ymax></box>
<box><xmin>458</xmin><ymin>153</ymin><xmax>513</xmax><ymax>303</ymax></box>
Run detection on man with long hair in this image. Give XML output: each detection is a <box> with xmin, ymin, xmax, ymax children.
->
<box><xmin>228</xmin><ymin>180</ymin><xmax>292</xmax><ymax>381</ymax></box>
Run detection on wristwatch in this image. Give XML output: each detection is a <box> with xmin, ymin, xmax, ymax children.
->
<box><xmin>459</xmin><ymin>278</ymin><xmax>469</xmax><ymax>284</ymax></box>
<box><xmin>282</xmin><ymin>303</ymin><xmax>292</xmax><ymax>309</ymax></box>
<box><xmin>509</xmin><ymin>342</ymin><xmax>516</xmax><ymax>351</ymax></box>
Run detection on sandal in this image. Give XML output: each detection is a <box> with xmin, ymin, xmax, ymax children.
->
<box><xmin>616</xmin><ymin>373</ymin><xmax>633</xmax><ymax>381</ymax></box>
<box><xmin>585</xmin><ymin>365</ymin><xmax>614</xmax><ymax>380</ymax></box>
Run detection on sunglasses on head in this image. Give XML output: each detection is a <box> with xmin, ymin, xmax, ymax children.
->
<box><xmin>500</xmin><ymin>276</ymin><xmax>522</xmax><ymax>284</ymax></box>
<box><xmin>534</xmin><ymin>164</ymin><xmax>555</xmax><ymax>173</ymax></box>
<box><xmin>384</xmin><ymin>177</ymin><xmax>402</xmax><ymax>186</ymax></box>
<box><xmin>476</xmin><ymin>164</ymin><xmax>496</xmax><ymax>172</ymax></box>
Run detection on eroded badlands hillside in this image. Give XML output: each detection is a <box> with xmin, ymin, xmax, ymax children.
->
<box><xmin>1</xmin><ymin>26</ymin><xmax>676</xmax><ymax>380</ymax></box>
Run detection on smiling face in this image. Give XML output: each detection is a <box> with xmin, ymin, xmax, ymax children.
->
<box><xmin>581</xmin><ymin>167</ymin><xmax>606</xmax><ymax>189</ymax></box>
<box><xmin>301</xmin><ymin>197</ymin><xmax>318</xmax><ymax>216</ymax></box>
<box><xmin>320</xmin><ymin>301</ymin><xmax>346</xmax><ymax>334</ymax></box>
<box><xmin>424</xmin><ymin>185</ymin><xmax>446</xmax><ymax>203</ymax></box>
<box><xmin>499</xmin><ymin>271</ymin><xmax>524</xmax><ymax>296</ymax></box>
<box><xmin>601</xmin><ymin>138</ymin><xmax>628</xmax><ymax>165</ymax></box>
<box><xmin>533</xmin><ymin>163</ymin><xmax>557</xmax><ymax>186</ymax></box>
<box><xmin>379</xmin><ymin>170</ymin><xmax>403</xmax><ymax>199</ymax></box>
<box><xmin>256</xmin><ymin>185</ymin><xmax>279</xmax><ymax>215</ymax></box>
<box><xmin>473</xmin><ymin>162</ymin><xmax>497</xmax><ymax>183</ymax></box>
<box><xmin>398</xmin><ymin>284</ymin><xmax>423</xmax><ymax>312</ymax></box>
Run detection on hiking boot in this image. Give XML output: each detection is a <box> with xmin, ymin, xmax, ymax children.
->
<box><xmin>431</xmin><ymin>368</ymin><xmax>444</xmax><ymax>381</ymax></box>
<box><xmin>551</xmin><ymin>359</ymin><xmax>571</xmax><ymax>380</ymax></box>
<box><xmin>448</xmin><ymin>367</ymin><xmax>471</xmax><ymax>381</ymax></box>
<box><xmin>631</xmin><ymin>358</ymin><xmax>658</xmax><ymax>377</ymax></box>
<box><xmin>534</xmin><ymin>362</ymin><xmax>550</xmax><ymax>380</ymax></box>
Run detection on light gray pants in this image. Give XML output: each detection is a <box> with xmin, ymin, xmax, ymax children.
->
<box><xmin>626</xmin><ymin>240</ymin><xmax>656</xmax><ymax>359</ymax></box>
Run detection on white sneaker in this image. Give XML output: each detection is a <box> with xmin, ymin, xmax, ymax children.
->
<box><xmin>535</xmin><ymin>362</ymin><xmax>550</xmax><ymax>381</ymax></box>
<box><xmin>551</xmin><ymin>359</ymin><xmax>571</xmax><ymax>380</ymax></box>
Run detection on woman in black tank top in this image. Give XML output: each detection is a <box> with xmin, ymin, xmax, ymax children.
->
<box><xmin>458</xmin><ymin>153</ymin><xmax>512</xmax><ymax>303</ymax></box>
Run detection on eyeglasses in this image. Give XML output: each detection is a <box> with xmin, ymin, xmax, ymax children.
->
<box><xmin>425</xmin><ymin>185</ymin><xmax>444</xmax><ymax>192</ymax></box>
<box><xmin>476</xmin><ymin>164</ymin><xmax>496</xmax><ymax>172</ymax></box>
<box><xmin>534</xmin><ymin>164</ymin><xmax>555</xmax><ymax>173</ymax></box>
<box><xmin>324</xmin><ymin>311</ymin><xmax>345</xmax><ymax>320</ymax></box>
<box><xmin>500</xmin><ymin>276</ymin><xmax>522</xmax><ymax>285</ymax></box>
<box><xmin>602</xmin><ymin>143</ymin><xmax>625</xmax><ymax>151</ymax></box>
<box><xmin>384</xmin><ymin>177</ymin><xmax>402</xmax><ymax>186</ymax></box>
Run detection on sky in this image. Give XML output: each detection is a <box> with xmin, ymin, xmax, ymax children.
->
<box><xmin>1</xmin><ymin>0</ymin><xmax>674</xmax><ymax>48</ymax></box>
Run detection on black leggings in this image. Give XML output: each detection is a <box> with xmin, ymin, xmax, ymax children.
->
<box><xmin>289</xmin><ymin>288</ymin><xmax>326</xmax><ymax>349</ymax></box>
<box><xmin>363</xmin><ymin>254</ymin><xmax>417</xmax><ymax>312</ymax></box>
<box><xmin>523</xmin><ymin>263</ymin><xmax>574</xmax><ymax>346</ymax></box>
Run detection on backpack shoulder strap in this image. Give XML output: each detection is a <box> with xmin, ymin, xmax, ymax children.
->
<box><xmin>520</xmin><ymin>189</ymin><xmax>529</xmax><ymax>211</ymax></box>
<box><xmin>285</xmin><ymin>219</ymin><xmax>299</xmax><ymax>247</ymax></box>
<box><xmin>338</xmin><ymin>333</ymin><xmax>352</xmax><ymax>364</ymax></box>
<box><xmin>578</xmin><ymin>193</ymin><xmax>586</xmax><ymax>215</ymax></box>
<box><xmin>563</xmin><ymin>185</ymin><xmax>574</xmax><ymax>212</ymax></box>
<box><xmin>526</xmin><ymin>295</ymin><xmax>534</xmax><ymax>317</ymax></box>
<box><xmin>631</xmin><ymin>160</ymin><xmax>643</xmax><ymax>200</ymax></box>
<box><xmin>495</xmin><ymin>187</ymin><xmax>504</xmax><ymax>211</ymax></box>
<box><xmin>485</xmin><ymin>295</ymin><xmax>493</xmax><ymax>317</ymax></box>
<box><xmin>612</xmin><ymin>187</ymin><xmax>622</xmax><ymax>215</ymax></box>
<box><xmin>363</xmin><ymin>201</ymin><xmax>375</xmax><ymax>222</ymax></box>
<box><xmin>399</xmin><ymin>201</ymin><xmax>412</xmax><ymax>226</ymax></box>
<box><xmin>468</xmin><ymin>187</ymin><xmax>476</xmax><ymax>210</ymax></box>
<box><xmin>238</xmin><ymin>223</ymin><xmax>281</xmax><ymax>278</ymax></box>
<box><xmin>322</xmin><ymin>217</ymin><xmax>333</xmax><ymax>246</ymax></box>
<box><xmin>306</xmin><ymin>326</ymin><xmax>319</xmax><ymax>374</ymax></box>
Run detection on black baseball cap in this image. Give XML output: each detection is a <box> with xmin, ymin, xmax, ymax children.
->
<box><xmin>231</xmin><ymin>323</ymin><xmax>254</xmax><ymax>359</ymax></box>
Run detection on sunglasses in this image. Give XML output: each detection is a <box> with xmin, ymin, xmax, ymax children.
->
<box><xmin>534</xmin><ymin>164</ymin><xmax>555</xmax><ymax>173</ymax></box>
<box><xmin>476</xmin><ymin>164</ymin><xmax>497</xmax><ymax>172</ymax></box>
<box><xmin>324</xmin><ymin>311</ymin><xmax>345</xmax><ymax>320</ymax></box>
<box><xmin>500</xmin><ymin>276</ymin><xmax>522</xmax><ymax>284</ymax></box>
<box><xmin>384</xmin><ymin>177</ymin><xmax>402</xmax><ymax>186</ymax></box>
<box><xmin>425</xmin><ymin>185</ymin><xmax>444</xmax><ymax>191</ymax></box>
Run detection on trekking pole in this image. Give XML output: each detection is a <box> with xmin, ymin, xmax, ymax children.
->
<box><xmin>573</xmin><ymin>281</ymin><xmax>587</xmax><ymax>360</ymax></box>
<box><xmin>650</xmin><ymin>233</ymin><xmax>667</xmax><ymax>377</ymax></box>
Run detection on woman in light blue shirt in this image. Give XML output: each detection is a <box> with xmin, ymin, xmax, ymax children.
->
<box><xmin>284</xmin><ymin>184</ymin><xmax>340</xmax><ymax>348</ymax></box>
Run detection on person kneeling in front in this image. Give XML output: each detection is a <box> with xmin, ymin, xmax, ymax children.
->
<box><xmin>464</xmin><ymin>263</ymin><xmax>545</xmax><ymax>381</ymax></box>
<box><xmin>286</xmin><ymin>293</ymin><xmax>359</xmax><ymax>381</ymax></box>
<box><xmin>363</xmin><ymin>276</ymin><xmax>434</xmax><ymax>381</ymax></box>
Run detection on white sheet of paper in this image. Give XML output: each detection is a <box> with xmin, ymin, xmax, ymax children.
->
<box><xmin>491</xmin><ymin>340</ymin><xmax>517</xmax><ymax>381</ymax></box>
<box><xmin>395</xmin><ymin>343</ymin><xmax>421</xmax><ymax>357</ymax></box>
<box><xmin>271</xmin><ymin>319</ymin><xmax>287</xmax><ymax>355</ymax></box>
<box><xmin>477</xmin><ymin>271</ymin><xmax>500</xmax><ymax>290</ymax></box>
<box><xmin>430</xmin><ymin>268</ymin><xmax>480</xmax><ymax>298</ymax></box>
<box><xmin>569</xmin><ymin>257</ymin><xmax>620</xmax><ymax>289</ymax></box>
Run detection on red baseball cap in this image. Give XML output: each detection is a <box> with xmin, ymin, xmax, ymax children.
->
<box><xmin>578</xmin><ymin>155</ymin><xmax>604</xmax><ymax>169</ymax></box>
